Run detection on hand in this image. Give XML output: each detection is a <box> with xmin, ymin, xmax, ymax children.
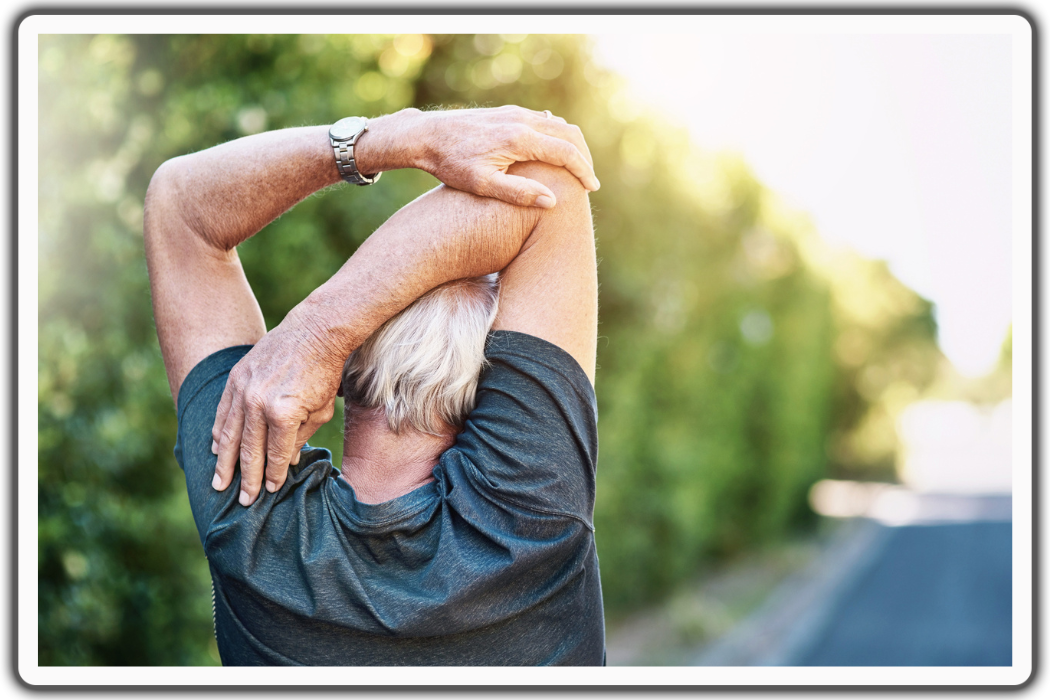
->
<box><xmin>365</xmin><ymin>105</ymin><xmax>599</xmax><ymax>209</ymax></box>
<box><xmin>210</xmin><ymin>314</ymin><xmax>341</xmax><ymax>506</ymax></box>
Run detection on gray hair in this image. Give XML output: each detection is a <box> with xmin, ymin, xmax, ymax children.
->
<box><xmin>342</xmin><ymin>273</ymin><xmax>500</xmax><ymax>435</ymax></box>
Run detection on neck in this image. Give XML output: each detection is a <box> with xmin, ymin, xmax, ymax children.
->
<box><xmin>341</xmin><ymin>405</ymin><xmax>456</xmax><ymax>505</ymax></box>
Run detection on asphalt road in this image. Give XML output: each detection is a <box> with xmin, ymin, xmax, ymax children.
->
<box><xmin>796</xmin><ymin>520</ymin><xmax>1012</xmax><ymax>666</ymax></box>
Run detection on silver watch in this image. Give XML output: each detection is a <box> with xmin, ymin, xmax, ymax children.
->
<box><xmin>329</xmin><ymin>116</ymin><xmax>382</xmax><ymax>186</ymax></box>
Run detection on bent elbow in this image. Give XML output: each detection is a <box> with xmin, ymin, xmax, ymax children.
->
<box><xmin>143</xmin><ymin>156</ymin><xmax>220</xmax><ymax>253</ymax></box>
<box><xmin>143</xmin><ymin>157</ymin><xmax>184</xmax><ymax>240</ymax></box>
<box><xmin>507</xmin><ymin>161</ymin><xmax>593</xmax><ymax>238</ymax></box>
<box><xmin>507</xmin><ymin>160</ymin><xmax>589</xmax><ymax>205</ymax></box>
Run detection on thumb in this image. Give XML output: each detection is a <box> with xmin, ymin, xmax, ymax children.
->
<box><xmin>487</xmin><ymin>172</ymin><xmax>557</xmax><ymax>209</ymax></box>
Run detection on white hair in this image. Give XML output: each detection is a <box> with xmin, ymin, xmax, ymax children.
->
<box><xmin>342</xmin><ymin>273</ymin><xmax>500</xmax><ymax>435</ymax></box>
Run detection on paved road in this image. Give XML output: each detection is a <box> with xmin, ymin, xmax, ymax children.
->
<box><xmin>693</xmin><ymin>493</ymin><xmax>1013</xmax><ymax>667</ymax></box>
<box><xmin>797</xmin><ymin>520</ymin><xmax>1012</xmax><ymax>666</ymax></box>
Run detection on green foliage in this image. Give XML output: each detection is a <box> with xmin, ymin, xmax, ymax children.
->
<box><xmin>37</xmin><ymin>34</ymin><xmax>939</xmax><ymax>663</ymax></box>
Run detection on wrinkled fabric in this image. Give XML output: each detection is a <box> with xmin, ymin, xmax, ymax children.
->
<box><xmin>174</xmin><ymin>330</ymin><xmax>605</xmax><ymax>665</ymax></box>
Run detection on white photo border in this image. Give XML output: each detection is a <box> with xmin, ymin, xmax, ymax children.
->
<box><xmin>18</xmin><ymin>10</ymin><xmax>1035</xmax><ymax>688</ymax></box>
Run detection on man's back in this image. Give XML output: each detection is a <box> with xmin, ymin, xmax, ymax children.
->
<box><xmin>175</xmin><ymin>332</ymin><xmax>604</xmax><ymax>665</ymax></box>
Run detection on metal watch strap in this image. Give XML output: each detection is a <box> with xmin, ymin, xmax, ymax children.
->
<box><xmin>332</xmin><ymin>138</ymin><xmax>381</xmax><ymax>186</ymax></box>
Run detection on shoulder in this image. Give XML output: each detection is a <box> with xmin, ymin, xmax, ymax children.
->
<box><xmin>446</xmin><ymin>330</ymin><xmax>599</xmax><ymax>522</ymax></box>
<box><xmin>482</xmin><ymin>330</ymin><xmax>595</xmax><ymax>403</ymax></box>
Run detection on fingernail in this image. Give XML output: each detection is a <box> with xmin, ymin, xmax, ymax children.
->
<box><xmin>591</xmin><ymin>177</ymin><xmax>601</xmax><ymax>191</ymax></box>
<box><xmin>266</xmin><ymin>480</ymin><xmax>277</xmax><ymax>493</ymax></box>
<box><xmin>534</xmin><ymin>194</ymin><xmax>556</xmax><ymax>209</ymax></box>
<box><xmin>292</xmin><ymin>451</ymin><xmax>301</xmax><ymax>466</ymax></box>
<box><xmin>212</xmin><ymin>473</ymin><xmax>222</xmax><ymax>490</ymax></box>
<box><xmin>211</xmin><ymin>440</ymin><xmax>218</xmax><ymax>455</ymax></box>
<box><xmin>239</xmin><ymin>490</ymin><xmax>251</xmax><ymax>506</ymax></box>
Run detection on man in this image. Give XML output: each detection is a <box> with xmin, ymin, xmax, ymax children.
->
<box><xmin>145</xmin><ymin>105</ymin><xmax>602</xmax><ymax>665</ymax></box>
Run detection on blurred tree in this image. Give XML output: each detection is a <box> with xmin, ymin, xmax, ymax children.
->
<box><xmin>37</xmin><ymin>33</ymin><xmax>941</xmax><ymax>663</ymax></box>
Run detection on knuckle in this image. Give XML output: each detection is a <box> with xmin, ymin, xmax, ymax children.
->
<box><xmin>543</xmin><ymin>143</ymin><xmax>568</xmax><ymax>165</ymax></box>
<box><xmin>471</xmin><ymin>176</ymin><xmax>493</xmax><ymax>196</ymax></box>
<box><xmin>493</xmin><ymin>183</ymin><xmax>519</xmax><ymax>204</ymax></box>
<box><xmin>265</xmin><ymin>402</ymin><xmax>294</xmax><ymax>425</ymax></box>
<box><xmin>240</xmin><ymin>447</ymin><xmax>260</xmax><ymax>469</ymax></box>
<box><xmin>244</xmin><ymin>392</ymin><xmax>267</xmax><ymax>412</ymax></box>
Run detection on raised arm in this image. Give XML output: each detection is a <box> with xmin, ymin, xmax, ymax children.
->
<box><xmin>145</xmin><ymin>107</ymin><xmax>598</xmax><ymax>507</ymax></box>
<box><xmin>202</xmin><ymin>163</ymin><xmax>593</xmax><ymax>508</ymax></box>
<box><xmin>146</xmin><ymin>107</ymin><xmax>596</xmax><ymax>397</ymax></box>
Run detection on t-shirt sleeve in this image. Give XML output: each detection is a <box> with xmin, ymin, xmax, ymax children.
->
<box><xmin>173</xmin><ymin>344</ymin><xmax>255</xmax><ymax>544</ymax></box>
<box><xmin>447</xmin><ymin>330</ymin><xmax>599</xmax><ymax>523</ymax></box>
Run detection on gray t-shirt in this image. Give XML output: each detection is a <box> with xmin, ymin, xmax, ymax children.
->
<box><xmin>174</xmin><ymin>330</ymin><xmax>605</xmax><ymax>665</ymax></box>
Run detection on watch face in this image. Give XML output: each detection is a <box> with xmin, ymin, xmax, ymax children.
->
<box><xmin>330</xmin><ymin>116</ymin><xmax>367</xmax><ymax>141</ymax></box>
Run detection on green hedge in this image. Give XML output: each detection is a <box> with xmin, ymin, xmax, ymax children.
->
<box><xmin>37</xmin><ymin>34</ymin><xmax>938</xmax><ymax>664</ymax></box>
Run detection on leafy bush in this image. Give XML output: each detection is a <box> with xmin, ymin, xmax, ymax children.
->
<box><xmin>37</xmin><ymin>34</ymin><xmax>938</xmax><ymax>663</ymax></box>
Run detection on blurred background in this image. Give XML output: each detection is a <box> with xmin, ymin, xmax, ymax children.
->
<box><xmin>37</xmin><ymin>33</ymin><xmax>1015</xmax><ymax>666</ymax></box>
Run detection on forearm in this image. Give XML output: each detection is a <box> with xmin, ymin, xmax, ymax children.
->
<box><xmin>144</xmin><ymin>110</ymin><xmax>432</xmax><ymax>395</ymax></box>
<box><xmin>150</xmin><ymin>111</ymin><xmax>420</xmax><ymax>252</ymax></box>
<box><xmin>280</xmin><ymin>183</ymin><xmax>540</xmax><ymax>375</ymax></box>
<box><xmin>207</xmin><ymin>160</ymin><xmax>586</xmax><ymax>506</ymax></box>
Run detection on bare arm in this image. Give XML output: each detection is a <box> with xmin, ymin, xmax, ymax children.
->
<box><xmin>146</xmin><ymin>107</ymin><xmax>597</xmax><ymax>395</ymax></box>
<box><xmin>146</xmin><ymin>106</ymin><xmax>597</xmax><ymax>506</ymax></box>
<box><xmin>145</xmin><ymin>124</ymin><xmax>338</xmax><ymax>398</ymax></box>
<box><xmin>202</xmin><ymin>165</ymin><xmax>593</xmax><ymax>507</ymax></box>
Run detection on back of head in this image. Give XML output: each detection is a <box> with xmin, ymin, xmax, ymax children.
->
<box><xmin>342</xmin><ymin>273</ymin><xmax>500</xmax><ymax>436</ymax></box>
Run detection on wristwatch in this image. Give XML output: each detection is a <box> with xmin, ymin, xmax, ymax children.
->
<box><xmin>329</xmin><ymin>116</ymin><xmax>382</xmax><ymax>186</ymax></box>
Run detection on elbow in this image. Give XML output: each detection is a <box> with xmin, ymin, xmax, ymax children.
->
<box><xmin>145</xmin><ymin>157</ymin><xmax>185</xmax><ymax>209</ymax></box>
<box><xmin>143</xmin><ymin>157</ymin><xmax>183</xmax><ymax>242</ymax></box>
<box><xmin>144</xmin><ymin>156</ymin><xmax>219</xmax><ymax>251</ymax></box>
<box><xmin>506</xmin><ymin>160</ymin><xmax>594</xmax><ymax>240</ymax></box>
<box><xmin>507</xmin><ymin>160</ymin><xmax>589</xmax><ymax>207</ymax></box>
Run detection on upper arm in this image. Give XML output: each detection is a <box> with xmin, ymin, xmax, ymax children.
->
<box><xmin>491</xmin><ymin>162</ymin><xmax>598</xmax><ymax>383</ymax></box>
<box><xmin>144</xmin><ymin>160</ymin><xmax>267</xmax><ymax>404</ymax></box>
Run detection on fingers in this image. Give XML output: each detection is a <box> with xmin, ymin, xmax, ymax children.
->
<box><xmin>524</xmin><ymin>132</ymin><xmax>600</xmax><ymax>193</ymax></box>
<box><xmin>213</xmin><ymin>397</ymin><xmax>245</xmax><ymax>493</ymax></box>
<box><xmin>263</xmin><ymin>410</ymin><xmax>300</xmax><ymax>495</ymax></box>
<box><xmin>211</xmin><ymin>381</ymin><xmax>338</xmax><ymax>506</ymax></box>
<box><xmin>237</xmin><ymin>404</ymin><xmax>268</xmax><ymax>506</ymax></box>
<box><xmin>212</xmin><ymin>397</ymin><xmax>326</xmax><ymax>504</ymax></box>
<box><xmin>532</xmin><ymin>116</ymin><xmax>595</xmax><ymax>169</ymax></box>
<box><xmin>211</xmin><ymin>384</ymin><xmax>235</xmax><ymax>467</ymax></box>
<box><xmin>517</xmin><ymin>105</ymin><xmax>594</xmax><ymax>171</ymax></box>
<box><xmin>485</xmin><ymin>171</ymin><xmax>558</xmax><ymax>209</ymax></box>
<box><xmin>290</xmin><ymin>403</ymin><xmax>335</xmax><ymax>467</ymax></box>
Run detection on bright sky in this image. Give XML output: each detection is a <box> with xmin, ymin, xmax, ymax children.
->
<box><xmin>593</xmin><ymin>33</ymin><xmax>1013</xmax><ymax>377</ymax></box>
